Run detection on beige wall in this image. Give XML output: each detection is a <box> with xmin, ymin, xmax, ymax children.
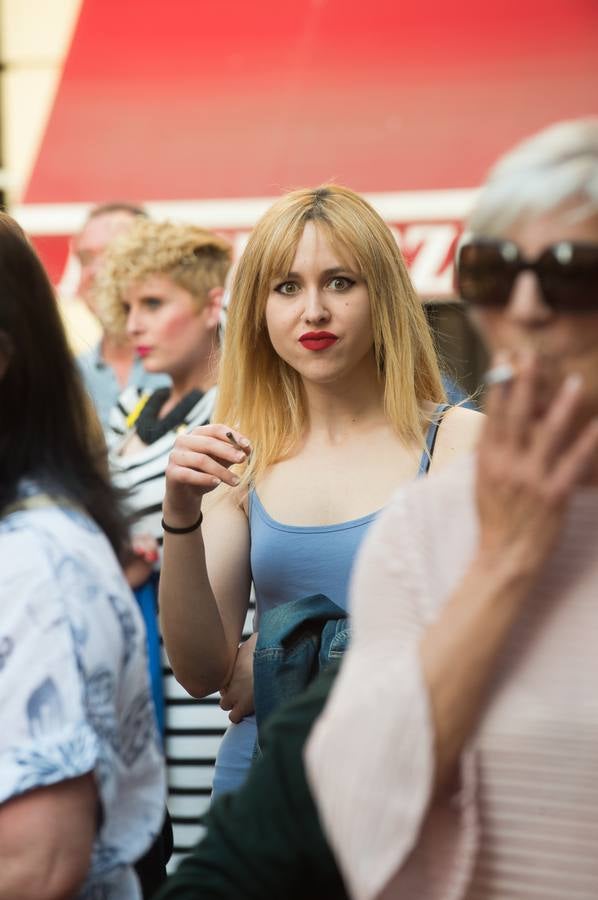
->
<box><xmin>0</xmin><ymin>0</ymin><xmax>101</xmax><ymax>355</ymax></box>
<box><xmin>0</xmin><ymin>0</ymin><xmax>81</xmax><ymax>203</ymax></box>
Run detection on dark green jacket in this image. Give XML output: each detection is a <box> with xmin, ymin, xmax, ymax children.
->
<box><xmin>154</xmin><ymin>664</ymin><xmax>348</xmax><ymax>899</ymax></box>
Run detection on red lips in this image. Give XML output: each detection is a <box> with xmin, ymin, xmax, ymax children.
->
<box><xmin>136</xmin><ymin>346</ymin><xmax>152</xmax><ymax>357</ymax></box>
<box><xmin>299</xmin><ymin>331</ymin><xmax>338</xmax><ymax>351</ymax></box>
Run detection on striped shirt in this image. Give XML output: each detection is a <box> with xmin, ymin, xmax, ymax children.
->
<box><xmin>108</xmin><ymin>385</ymin><xmax>217</xmax><ymax>548</ymax></box>
<box><xmin>307</xmin><ymin>456</ymin><xmax>598</xmax><ymax>900</ymax></box>
<box><xmin>108</xmin><ymin>385</ymin><xmax>230</xmax><ymax>869</ymax></box>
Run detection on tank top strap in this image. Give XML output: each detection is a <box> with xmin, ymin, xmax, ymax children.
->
<box><xmin>417</xmin><ymin>403</ymin><xmax>451</xmax><ymax>477</ymax></box>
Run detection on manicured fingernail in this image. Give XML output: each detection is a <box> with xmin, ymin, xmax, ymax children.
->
<box><xmin>231</xmin><ymin>475</ymin><xmax>240</xmax><ymax>485</ymax></box>
<box><xmin>236</xmin><ymin>452</ymin><xmax>245</xmax><ymax>462</ymax></box>
<box><xmin>240</xmin><ymin>438</ymin><xmax>251</xmax><ymax>448</ymax></box>
<box><xmin>212</xmin><ymin>477</ymin><xmax>221</xmax><ymax>486</ymax></box>
<box><xmin>565</xmin><ymin>373</ymin><xmax>582</xmax><ymax>392</ymax></box>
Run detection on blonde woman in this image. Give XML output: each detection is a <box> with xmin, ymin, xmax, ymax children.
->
<box><xmin>159</xmin><ymin>185</ymin><xmax>483</xmax><ymax>797</ymax></box>
<box><xmin>98</xmin><ymin>220</ymin><xmax>231</xmax><ymax>566</ymax></box>
<box><xmin>95</xmin><ymin>219</ymin><xmax>232</xmax><ymax>861</ymax></box>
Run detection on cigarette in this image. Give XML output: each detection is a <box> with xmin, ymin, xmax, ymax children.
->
<box><xmin>483</xmin><ymin>363</ymin><xmax>515</xmax><ymax>387</ymax></box>
<box><xmin>226</xmin><ymin>431</ymin><xmax>244</xmax><ymax>450</ymax></box>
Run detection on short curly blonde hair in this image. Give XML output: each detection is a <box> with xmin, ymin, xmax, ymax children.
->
<box><xmin>94</xmin><ymin>219</ymin><xmax>232</xmax><ymax>335</ymax></box>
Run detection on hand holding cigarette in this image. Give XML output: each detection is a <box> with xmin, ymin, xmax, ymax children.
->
<box><xmin>164</xmin><ymin>424</ymin><xmax>253</xmax><ymax>526</ymax></box>
<box><xmin>483</xmin><ymin>362</ymin><xmax>515</xmax><ymax>387</ymax></box>
<box><xmin>226</xmin><ymin>431</ymin><xmax>249</xmax><ymax>452</ymax></box>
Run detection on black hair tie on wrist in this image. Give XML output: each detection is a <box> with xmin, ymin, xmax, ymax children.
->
<box><xmin>161</xmin><ymin>512</ymin><xmax>203</xmax><ymax>534</ymax></box>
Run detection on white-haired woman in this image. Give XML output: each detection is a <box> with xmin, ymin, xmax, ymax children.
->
<box><xmin>307</xmin><ymin>119</ymin><xmax>598</xmax><ymax>899</ymax></box>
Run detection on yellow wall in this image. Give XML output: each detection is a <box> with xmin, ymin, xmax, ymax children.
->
<box><xmin>0</xmin><ymin>0</ymin><xmax>82</xmax><ymax>203</ymax></box>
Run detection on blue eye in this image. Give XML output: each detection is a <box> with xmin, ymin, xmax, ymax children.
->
<box><xmin>143</xmin><ymin>297</ymin><xmax>163</xmax><ymax>309</ymax></box>
<box><xmin>274</xmin><ymin>281</ymin><xmax>300</xmax><ymax>296</ymax></box>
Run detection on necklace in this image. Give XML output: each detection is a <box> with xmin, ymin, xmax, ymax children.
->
<box><xmin>135</xmin><ymin>387</ymin><xmax>204</xmax><ymax>444</ymax></box>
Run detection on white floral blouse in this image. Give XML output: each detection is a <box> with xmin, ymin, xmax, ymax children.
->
<box><xmin>0</xmin><ymin>484</ymin><xmax>166</xmax><ymax>899</ymax></box>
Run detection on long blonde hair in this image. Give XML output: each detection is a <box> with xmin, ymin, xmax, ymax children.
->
<box><xmin>215</xmin><ymin>185</ymin><xmax>445</xmax><ymax>484</ymax></box>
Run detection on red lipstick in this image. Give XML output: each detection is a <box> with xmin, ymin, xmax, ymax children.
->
<box><xmin>136</xmin><ymin>346</ymin><xmax>152</xmax><ymax>357</ymax></box>
<box><xmin>299</xmin><ymin>331</ymin><xmax>338</xmax><ymax>351</ymax></box>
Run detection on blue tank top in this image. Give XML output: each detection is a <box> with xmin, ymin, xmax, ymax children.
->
<box><xmin>211</xmin><ymin>405</ymin><xmax>448</xmax><ymax>799</ymax></box>
<box><xmin>249</xmin><ymin>404</ymin><xmax>449</xmax><ymax>618</ymax></box>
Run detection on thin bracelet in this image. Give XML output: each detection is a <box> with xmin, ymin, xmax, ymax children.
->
<box><xmin>161</xmin><ymin>511</ymin><xmax>203</xmax><ymax>534</ymax></box>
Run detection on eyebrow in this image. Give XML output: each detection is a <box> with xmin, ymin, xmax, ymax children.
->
<box><xmin>283</xmin><ymin>266</ymin><xmax>358</xmax><ymax>279</ymax></box>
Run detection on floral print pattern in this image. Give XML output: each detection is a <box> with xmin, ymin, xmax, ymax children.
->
<box><xmin>0</xmin><ymin>487</ymin><xmax>166</xmax><ymax>898</ymax></box>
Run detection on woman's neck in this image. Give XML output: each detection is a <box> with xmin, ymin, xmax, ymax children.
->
<box><xmin>301</xmin><ymin>360</ymin><xmax>387</xmax><ymax>443</ymax></box>
<box><xmin>163</xmin><ymin>347</ymin><xmax>219</xmax><ymax>414</ymax></box>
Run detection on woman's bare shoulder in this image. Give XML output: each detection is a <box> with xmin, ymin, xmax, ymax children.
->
<box><xmin>432</xmin><ymin>405</ymin><xmax>485</xmax><ymax>471</ymax></box>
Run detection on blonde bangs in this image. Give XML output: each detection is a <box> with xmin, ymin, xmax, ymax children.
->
<box><xmin>215</xmin><ymin>184</ymin><xmax>446</xmax><ymax>488</ymax></box>
<box><xmin>215</xmin><ymin>202</ymin><xmax>310</xmax><ymax>485</ymax></box>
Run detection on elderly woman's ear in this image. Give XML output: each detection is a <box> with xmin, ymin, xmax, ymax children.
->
<box><xmin>0</xmin><ymin>331</ymin><xmax>13</xmax><ymax>380</ymax></box>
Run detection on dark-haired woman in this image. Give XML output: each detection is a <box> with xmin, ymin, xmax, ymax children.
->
<box><xmin>0</xmin><ymin>212</ymin><xmax>165</xmax><ymax>900</ymax></box>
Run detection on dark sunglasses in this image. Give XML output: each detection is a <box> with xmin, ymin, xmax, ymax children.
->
<box><xmin>454</xmin><ymin>237</ymin><xmax>598</xmax><ymax>312</ymax></box>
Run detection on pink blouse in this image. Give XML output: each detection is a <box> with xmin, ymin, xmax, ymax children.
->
<box><xmin>305</xmin><ymin>456</ymin><xmax>598</xmax><ymax>900</ymax></box>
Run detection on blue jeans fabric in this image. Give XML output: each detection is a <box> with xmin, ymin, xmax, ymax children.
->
<box><xmin>134</xmin><ymin>573</ymin><xmax>164</xmax><ymax>740</ymax></box>
<box><xmin>253</xmin><ymin>593</ymin><xmax>350</xmax><ymax>741</ymax></box>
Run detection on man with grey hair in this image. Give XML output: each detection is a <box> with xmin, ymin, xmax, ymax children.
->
<box><xmin>74</xmin><ymin>202</ymin><xmax>168</xmax><ymax>430</ymax></box>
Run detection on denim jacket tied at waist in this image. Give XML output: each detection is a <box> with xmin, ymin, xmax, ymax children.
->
<box><xmin>253</xmin><ymin>593</ymin><xmax>350</xmax><ymax>742</ymax></box>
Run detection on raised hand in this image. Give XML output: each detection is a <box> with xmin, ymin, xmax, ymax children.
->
<box><xmin>163</xmin><ymin>424</ymin><xmax>251</xmax><ymax>527</ymax></box>
<box><xmin>476</xmin><ymin>351</ymin><xmax>598</xmax><ymax>581</ymax></box>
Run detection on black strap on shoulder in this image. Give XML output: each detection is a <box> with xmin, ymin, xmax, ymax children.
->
<box><xmin>428</xmin><ymin>402</ymin><xmax>451</xmax><ymax>459</ymax></box>
<box><xmin>419</xmin><ymin>403</ymin><xmax>451</xmax><ymax>476</ymax></box>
